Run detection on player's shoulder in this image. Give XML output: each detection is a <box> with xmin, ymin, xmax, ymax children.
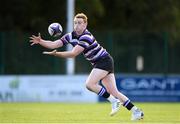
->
<box><xmin>79</xmin><ymin>29</ymin><xmax>94</xmax><ymax>41</ymax></box>
<box><xmin>82</xmin><ymin>29</ymin><xmax>92</xmax><ymax>36</ymax></box>
<box><xmin>60</xmin><ymin>32</ymin><xmax>72</xmax><ymax>42</ymax></box>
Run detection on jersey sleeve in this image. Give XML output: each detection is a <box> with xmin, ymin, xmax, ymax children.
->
<box><xmin>78</xmin><ymin>34</ymin><xmax>93</xmax><ymax>48</ymax></box>
<box><xmin>60</xmin><ymin>33</ymin><xmax>71</xmax><ymax>45</ymax></box>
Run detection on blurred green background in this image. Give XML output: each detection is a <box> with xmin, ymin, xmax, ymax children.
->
<box><xmin>0</xmin><ymin>0</ymin><xmax>180</xmax><ymax>74</ymax></box>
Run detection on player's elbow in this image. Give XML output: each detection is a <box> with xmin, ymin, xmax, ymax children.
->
<box><xmin>71</xmin><ymin>52</ymin><xmax>78</xmax><ymax>58</ymax></box>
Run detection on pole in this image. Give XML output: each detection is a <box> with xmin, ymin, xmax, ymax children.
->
<box><xmin>66</xmin><ymin>0</ymin><xmax>75</xmax><ymax>75</ymax></box>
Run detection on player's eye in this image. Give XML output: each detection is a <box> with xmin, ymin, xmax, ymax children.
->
<box><xmin>78</xmin><ymin>22</ymin><xmax>82</xmax><ymax>24</ymax></box>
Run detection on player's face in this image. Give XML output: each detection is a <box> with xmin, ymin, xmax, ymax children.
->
<box><xmin>74</xmin><ymin>18</ymin><xmax>87</xmax><ymax>35</ymax></box>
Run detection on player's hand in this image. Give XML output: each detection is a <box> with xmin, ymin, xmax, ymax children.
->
<box><xmin>43</xmin><ymin>49</ymin><xmax>57</xmax><ymax>56</ymax></box>
<box><xmin>29</xmin><ymin>33</ymin><xmax>42</xmax><ymax>46</ymax></box>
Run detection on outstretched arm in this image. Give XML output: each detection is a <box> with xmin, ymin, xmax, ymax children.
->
<box><xmin>43</xmin><ymin>45</ymin><xmax>84</xmax><ymax>58</ymax></box>
<box><xmin>29</xmin><ymin>33</ymin><xmax>63</xmax><ymax>49</ymax></box>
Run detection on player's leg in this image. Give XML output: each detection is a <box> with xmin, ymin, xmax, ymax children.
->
<box><xmin>102</xmin><ymin>73</ymin><xmax>144</xmax><ymax>120</ymax></box>
<box><xmin>101</xmin><ymin>73</ymin><xmax>128</xmax><ymax>102</ymax></box>
<box><xmin>85</xmin><ymin>68</ymin><xmax>108</xmax><ymax>93</ymax></box>
<box><xmin>85</xmin><ymin>68</ymin><xmax>120</xmax><ymax>116</ymax></box>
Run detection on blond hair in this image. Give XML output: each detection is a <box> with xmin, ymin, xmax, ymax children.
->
<box><xmin>74</xmin><ymin>13</ymin><xmax>88</xmax><ymax>23</ymax></box>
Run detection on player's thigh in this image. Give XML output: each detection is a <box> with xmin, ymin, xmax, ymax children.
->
<box><xmin>101</xmin><ymin>73</ymin><xmax>119</xmax><ymax>94</ymax></box>
<box><xmin>86</xmin><ymin>68</ymin><xmax>108</xmax><ymax>85</ymax></box>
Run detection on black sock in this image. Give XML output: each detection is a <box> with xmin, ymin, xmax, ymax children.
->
<box><xmin>98</xmin><ymin>87</ymin><xmax>110</xmax><ymax>98</ymax></box>
<box><xmin>123</xmin><ymin>100</ymin><xmax>134</xmax><ymax>110</ymax></box>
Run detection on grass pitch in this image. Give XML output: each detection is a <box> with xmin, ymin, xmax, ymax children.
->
<box><xmin>0</xmin><ymin>102</ymin><xmax>179</xmax><ymax>123</ymax></box>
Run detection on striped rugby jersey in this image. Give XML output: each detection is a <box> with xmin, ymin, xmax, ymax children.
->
<box><xmin>60</xmin><ymin>29</ymin><xmax>109</xmax><ymax>64</ymax></box>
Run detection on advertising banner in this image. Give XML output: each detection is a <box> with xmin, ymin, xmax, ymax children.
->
<box><xmin>0</xmin><ymin>75</ymin><xmax>97</xmax><ymax>103</ymax></box>
<box><xmin>99</xmin><ymin>74</ymin><xmax>180</xmax><ymax>102</ymax></box>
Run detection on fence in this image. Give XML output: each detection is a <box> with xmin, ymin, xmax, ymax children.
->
<box><xmin>0</xmin><ymin>31</ymin><xmax>180</xmax><ymax>74</ymax></box>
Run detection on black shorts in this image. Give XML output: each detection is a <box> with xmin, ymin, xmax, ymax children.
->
<box><xmin>93</xmin><ymin>55</ymin><xmax>114</xmax><ymax>73</ymax></box>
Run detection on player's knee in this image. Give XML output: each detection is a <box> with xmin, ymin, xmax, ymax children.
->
<box><xmin>85</xmin><ymin>83</ymin><xmax>93</xmax><ymax>91</ymax></box>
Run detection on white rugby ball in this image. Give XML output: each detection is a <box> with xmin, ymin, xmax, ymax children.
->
<box><xmin>48</xmin><ymin>23</ymin><xmax>63</xmax><ymax>37</ymax></box>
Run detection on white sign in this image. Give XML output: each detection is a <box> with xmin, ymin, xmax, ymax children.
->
<box><xmin>0</xmin><ymin>75</ymin><xmax>98</xmax><ymax>103</ymax></box>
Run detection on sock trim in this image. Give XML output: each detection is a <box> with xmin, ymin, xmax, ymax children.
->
<box><xmin>123</xmin><ymin>99</ymin><xmax>130</xmax><ymax>107</ymax></box>
<box><xmin>98</xmin><ymin>87</ymin><xmax>105</xmax><ymax>96</ymax></box>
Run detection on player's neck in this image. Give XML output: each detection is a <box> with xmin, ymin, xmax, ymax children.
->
<box><xmin>75</xmin><ymin>29</ymin><xmax>86</xmax><ymax>36</ymax></box>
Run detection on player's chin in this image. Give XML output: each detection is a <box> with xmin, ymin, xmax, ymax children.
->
<box><xmin>73</xmin><ymin>31</ymin><xmax>79</xmax><ymax>35</ymax></box>
<box><xmin>74</xmin><ymin>29</ymin><xmax>78</xmax><ymax>32</ymax></box>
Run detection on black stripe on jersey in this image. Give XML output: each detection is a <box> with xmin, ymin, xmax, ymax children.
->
<box><xmin>86</xmin><ymin>47</ymin><xmax>102</xmax><ymax>58</ymax></box>
<box><xmin>78</xmin><ymin>42</ymin><xmax>88</xmax><ymax>48</ymax></box>
<box><xmin>83</xmin><ymin>43</ymin><xmax>98</xmax><ymax>54</ymax></box>
<box><xmin>65</xmin><ymin>35</ymin><xmax>70</xmax><ymax>42</ymax></box>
